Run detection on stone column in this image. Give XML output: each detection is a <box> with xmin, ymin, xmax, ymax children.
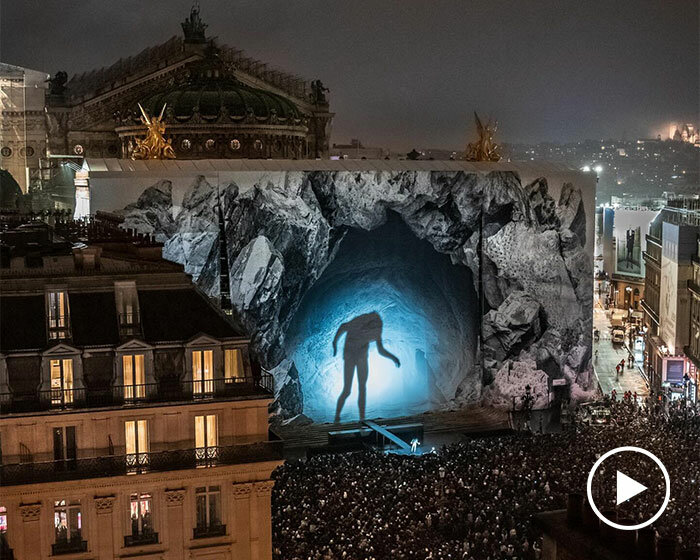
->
<box><xmin>252</xmin><ymin>481</ymin><xmax>274</xmax><ymax>560</ymax></box>
<box><xmin>231</xmin><ymin>483</ymin><xmax>252</xmax><ymax>558</ymax></box>
<box><xmin>19</xmin><ymin>503</ymin><xmax>42</xmax><ymax>559</ymax></box>
<box><xmin>93</xmin><ymin>496</ymin><xmax>116</xmax><ymax>559</ymax></box>
<box><xmin>165</xmin><ymin>489</ymin><xmax>186</xmax><ymax>560</ymax></box>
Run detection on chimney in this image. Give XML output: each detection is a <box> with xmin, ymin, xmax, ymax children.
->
<box><xmin>73</xmin><ymin>246</ymin><xmax>102</xmax><ymax>271</ymax></box>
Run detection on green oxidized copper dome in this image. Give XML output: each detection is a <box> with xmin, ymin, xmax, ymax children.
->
<box><xmin>137</xmin><ymin>73</ymin><xmax>304</xmax><ymax>125</ymax></box>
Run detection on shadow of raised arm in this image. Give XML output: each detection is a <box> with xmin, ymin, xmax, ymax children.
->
<box><xmin>332</xmin><ymin>322</ymin><xmax>348</xmax><ymax>356</ymax></box>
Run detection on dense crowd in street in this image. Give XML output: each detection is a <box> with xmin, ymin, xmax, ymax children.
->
<box><xmin>272</xmin><ymin>400</ymin><xmax>699</xmax><ymax>559</ymax></box>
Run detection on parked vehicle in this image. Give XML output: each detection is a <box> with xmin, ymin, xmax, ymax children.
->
<box><xmin>578</xmin><ymin>403</ymin><xmax>612</xmax><ymax>426</ymax></box>
<box><xmin>611</xmin><ymin>328</ymin><xmax>625</xmax><ymax>344</ymax></box>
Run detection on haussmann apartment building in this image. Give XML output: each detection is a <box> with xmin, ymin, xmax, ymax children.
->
<box><xmin>0</xmin><ymin>215</ymin><xmax>283</xmax><ymax>560</ymax></box>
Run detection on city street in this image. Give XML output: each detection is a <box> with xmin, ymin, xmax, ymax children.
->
<box><xmin>593</xmin><ymin>297</ymin><xmax>649</xmax><ymax>398</ymax></box>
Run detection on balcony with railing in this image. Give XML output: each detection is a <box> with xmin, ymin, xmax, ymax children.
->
<box><xmin>642</xmin><ymin>250</ymin><xmax>660</xmax><ymax>267</ymax></box>
<box><xmin>0</xmin><ymin>440</ymin><xmax>284</xmax><ymax>487</ymax></box>
<box><xmin>52</xmin><ymin>537</ymin><xmax>87</xmax><ymax>556</ymax></box>
<box><xmin>689</xmin><ymin>278</ymin><xmax>700</xmax><ymax>298</ymax></box>
<box><xmin>193</xmin><ymin>524</ymin><xmax>226</xmax><ymax>539</ymax></box>
<box><xmin>0</xmin><ymin>375</ymin><xmax>274</xmax><ymax>415</ymax></box>
<box><xmin>124</xmin><ymin>531</ymin><xmax>159</xmax><ymax>547</ymax></box>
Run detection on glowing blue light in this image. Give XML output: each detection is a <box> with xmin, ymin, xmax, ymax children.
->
<box><xmin>285</xmin><ymin>217</ymin><xmax>477</xmax><ymax>423</ymax></box>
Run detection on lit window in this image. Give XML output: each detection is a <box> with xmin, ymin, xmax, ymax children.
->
<box><xmin>123</xmin><ymin>355</ymin><xmax>146</xmax><ymax>400</ymax></box>
<box><xmin>129</xmin><ymin>493</ymin><xmax>154</xmax><ymax>539</ymax></box>
<box><xmin>50</xmin><ymin>359</ymin><xmax>74</xmax><ymax>406</ymax></box>
<box><xmin>195</xmin><ymin>414</ymin><xmax>218</xmax><ymax>464</ymax></box>
<box><xmin>125</xmin><ymin>420</ymin><xmax>149</xmax><ymax>470</ymax></box>
<box><xmin>0</xmin><ymin>506</ymin><xmax>6</xmax><ymax>533</ymax></box>
<box><xmin>224</xmin><ymin>348</ymin><xmax>245</xmax><ymax>383</ymax></box>
<box><xmin>195</xmin><ymin>486</ymin><xmax>221</xmax><ymax>536</ymax></box>
<box><xmin>192</xmin><ymin>350</ymin><xmax>214</xmax><ymax>395</ymax></box>
<box><xmin>47</xmin><ymin>290</ymin><xmax>70</xmax><ymax>340</ymax></box>
<box><xmin>54</xmin><ymin>500</ymin><xmax>82</xmax><ymax>544</ymax></box>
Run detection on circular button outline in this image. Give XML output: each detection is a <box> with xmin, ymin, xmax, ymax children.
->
<box><xmin>586</xmin><ymin>446</ymin><xmax>670</xmax><ymax>531</ymax></box>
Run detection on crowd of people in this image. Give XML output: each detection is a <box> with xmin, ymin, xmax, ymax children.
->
<box><xmin>272</xmin><ymin>399</ymin><xmax>699</xmax><ymax>559</ymax></box>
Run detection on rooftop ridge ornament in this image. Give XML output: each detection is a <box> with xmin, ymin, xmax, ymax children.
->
<box><xmin>465</xmin><ymin>112</ymin><xmax>502</xmax><ymax>162</ymax></box>
<box><xmin>182</xmin><ymin>2</ymin><xmax>207</xmax><ymax>44</ymax></box>
<box><xmin>131</xmin><ymin>103</ymin><xmax>176</xmax><ymax>160</ymax></box>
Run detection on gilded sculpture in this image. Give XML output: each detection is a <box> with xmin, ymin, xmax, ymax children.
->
<box><xmin>465</xmin><ymin>112</ymin><xmax>501</xmax><ymax>162</ymax></box>
<box><xmin>131</xmin><ymin>103</ymin><xmax>176</xmax><ymax>160</ymax></box>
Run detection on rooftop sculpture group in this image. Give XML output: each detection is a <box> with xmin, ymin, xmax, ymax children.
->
<box><xmin>466</xmin><ymin>112</ymin><xmax>502</xmax><ymax>162</ymax></box>
<box><xmin>131</xmin><ymin>103</ymin><xmax>176</xmax><ymax>160</ymax></box>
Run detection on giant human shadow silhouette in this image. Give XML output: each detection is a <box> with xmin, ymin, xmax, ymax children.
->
<box><xmin>332</xmin><ymin>312</ymin><xmax>400</xmax><ymax>423</ymax></box>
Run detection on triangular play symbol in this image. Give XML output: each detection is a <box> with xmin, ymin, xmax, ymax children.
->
<box><xmin>616</xmin><ymin>471</ymin><xmax>647</xmax><ymax>505</ymax></box>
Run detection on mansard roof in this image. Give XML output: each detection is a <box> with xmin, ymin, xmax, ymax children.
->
<box><xmin>69</xmin><ymin>291</ymin><xmax>119</xmax><ymax>347</ymax></box>
<box><xmin>0</xmin><ymin>286</ymin><xmax>244</xmax><ymax>353</ymax></box>
<box><xmin>138</xmin><ymin>288</ymin><xmax>244</xmax><ymax>343</ymax></box>
<box><xmin>0</xmin><ymin>295</ymin><xmax>46</xmax><ymax>352</ymax></box>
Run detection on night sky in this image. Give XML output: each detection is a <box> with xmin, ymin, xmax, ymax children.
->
<box><xmin>2</xmin><ymin>0</ymin><xmax>698</xmax><ymax>149</ymax></box>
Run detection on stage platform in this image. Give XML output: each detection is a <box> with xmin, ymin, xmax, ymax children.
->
<box><xmin>273</xmin><ymin>405</ymin><xmax>511</xmax><ymax>458</ymax></box>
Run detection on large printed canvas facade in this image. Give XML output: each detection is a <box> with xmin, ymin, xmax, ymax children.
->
<box><xmin>85</xmin><ymin>162</ymin><xmax>596</xmax><ymax>422</ymax></box>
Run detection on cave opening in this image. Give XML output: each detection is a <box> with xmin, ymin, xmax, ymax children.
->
<box><xmin>285</xmin><ymin>212</ymin><xmax>479</xmax><ymax>423</ymax></box>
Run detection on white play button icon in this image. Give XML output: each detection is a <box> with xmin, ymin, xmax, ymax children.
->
<box><xmin>587</xmin><ymin>446</ymin><xmax>670</xmax><ymax>531</ymax></box>
<box><xmin>616</xmin><ymin>470</ymin><xmax>647</xmax><ymax>505</ymax></box>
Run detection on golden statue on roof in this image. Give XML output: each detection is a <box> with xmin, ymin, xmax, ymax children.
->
<box><xmin>131</xmin><ymin>103</ymin><xmax>176</xmax><ymax>160</ymax></box>
<box><xmin>465</xmin><ymin>112</ymin><xmax>501</xmax><ymax>162</ymax></box>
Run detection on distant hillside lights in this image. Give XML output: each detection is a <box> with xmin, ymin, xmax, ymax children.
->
<box><xmin>667</xmin><ymin>123</ymin><xmax>698</xmax><ymax>144</ymax></box>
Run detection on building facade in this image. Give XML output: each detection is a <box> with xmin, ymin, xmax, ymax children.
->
<box><xmin>45</xmin><ymin>5</ymin><xmax>333</xmax><ymax>163</ymax></box>
<box><xmin>641</xmin><ymin>197</ymin><xmax>700</xmax><ymax>402</ymax></box>
<box><xmin>0</xmin><ymin>216</ymin><xmax>282</xmax><ymax>559</ymax></box>
<box><xmin>685</xmin><ymin>235</ymin><xmax>700</xmax><ymax>399</ymax></box>
<box><xmin>0</xmin><ymin>63</ymin><xmax>49</xmax><ymax>194</ymax></box>
<box><xmin>2</xmin><ymin>4</ymin><xmax>334</xmax><ymax>215</ymax></box>
<box><xmin>600</xmin><ymin>206</ymin><xmax>658</xmax><ymax>310</ymax></box>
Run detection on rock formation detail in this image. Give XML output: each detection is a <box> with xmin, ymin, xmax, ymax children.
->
<box><xmin>117</xmin><ymin>170</ymin><xmax>593</xmax><ymax>420</ymax></box>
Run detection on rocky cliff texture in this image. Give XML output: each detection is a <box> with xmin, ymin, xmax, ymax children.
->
<box><xmin>118</xmin><ymin>170</ymin><xmax>594</xmax><ymax>420</ymax></box>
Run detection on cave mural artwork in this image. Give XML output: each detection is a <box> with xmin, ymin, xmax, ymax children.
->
<box><xmin>110</xmin><ymin>167</ymin><xmax>595</xmax><ymax>423</ymax></box>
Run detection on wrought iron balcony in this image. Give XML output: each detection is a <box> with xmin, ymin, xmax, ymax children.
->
<box><xmin>193</xmin><ymin>524</ymin><xmax>226</xmax><ymax>539</ymax></box>
<box><xmin>124</xmin><ymin>531</ymin><xmax>159</xmax><ymax>547</ymax></box>
<box><xmin>688</xmin><ymin>279</ymin><xmax>700</xmax><ymax>298</ymax></box>
<box><xmin>0</xmin><ymin>375</ymin><xmax>273</xmax><ymax>414</ymax></box>
<box><xmin>51</xmin><ymin>538</ymin><xmax>87</xmax><ymax>555</ymax></box>
<box><xmin>0</xmin><ymin>440</ymin><xmax>283</xmax><ymax>487</ymax></box>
